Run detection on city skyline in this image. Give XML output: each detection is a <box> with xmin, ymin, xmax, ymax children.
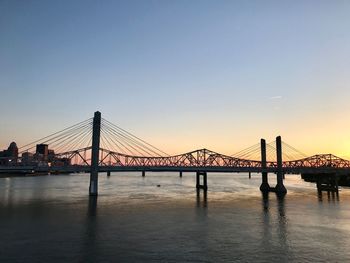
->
<box><xmin>1</xmin><ymin>1</ymin><xmax>350</xmax><ymax>158</ymax></box>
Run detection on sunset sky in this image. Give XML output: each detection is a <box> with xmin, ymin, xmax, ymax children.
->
<box><xmin>1</xmin><ymin>1</ymin><xmax>350</xmax><ymax>158</ymax></box>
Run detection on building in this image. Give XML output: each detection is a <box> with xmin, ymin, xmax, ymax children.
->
<box><xmin>52</xmin><ymin>157</ymin><xmax>71</xmax><ymax>166</ymax></box>
<box><xmin>36</xmin><ymin>144</ymin><xmax>48</xmax><ymax>157</ymax></box>
<box><xmin>1</xmin><ymin>142</ymin><xmax>70</xmax><ymax>167</ymax></box>
<box><xmin>48</xmin><ymin>149</ymin><xmax>55</xmax><ymax>162</ymax></box>
<box><xmin>21</xmin><ymin>152</ymin><xmax>34</xmax><ymax>165</ymax></box>
<box><xmin>0</xmin><ymin>142</ymin><xmax>19</xmax><ymax>165</ymax></box>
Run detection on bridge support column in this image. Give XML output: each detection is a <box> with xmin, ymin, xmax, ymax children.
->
<box><xmin>275</xmin><ymin>136</ymin><xmax>287</xmax><ymax>194</ymax></box>
<box><xmin>196</xmin><ymin>171</ymin><xmax>207</xmax><ymax>191</ymax></box>
<box><xmin>316</xmin><ymin>174</ymin><xmax>339</xmax><ymax>195</ymax></box>
<box><xmin>249</xmin><ymin>172</ymin><xmax>251</xmax><ymax>179</ymax></box>
<box><xmin>260</xmin><ymin>139</ymin><xmax>270</xmax><ymax>192</ymax></box>
<box><xmin>142</xmin><ymin>171</ymin><xmax>145</xmax><ymax>177</ymax></box>
<box><xmin>335</xmin><ymin>176</ymin><xmax>339</xmax><ymax>195</ymax></box>
<box><xmin>89</xmin><ymin>111</ymin><xmax>101</xmax><ymax>196</ymax></box>
<box><xmin>179</xmin><ymin>171</ymin><xmax>183</xmax><ymax>178</ymax></box>
<box><xmin>107</xmin><ymin>171</ymin><xmax>111</xmax><ymax>177</ymax></box>
<box><xmin>196</xmin><ymin>172</ymin><xmax>199</xmax><ymax>188</ymax></box>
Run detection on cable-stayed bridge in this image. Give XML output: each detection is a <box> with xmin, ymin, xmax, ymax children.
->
<box><xmin>2</xmin><ymin>111</ymin><xmax>350</xmax><ymax>196</ymax></box>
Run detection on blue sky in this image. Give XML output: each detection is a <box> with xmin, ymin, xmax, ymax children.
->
<box><xmin>1</xmin><ymin>0</ymin><xmax>350</xmax><ymax>156</ymax></box>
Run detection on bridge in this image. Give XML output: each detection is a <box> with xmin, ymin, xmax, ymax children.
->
<box><xmin>1</xmin><ymin>111</ymin><xmax>350</xmax><ymax>196</ymax></box>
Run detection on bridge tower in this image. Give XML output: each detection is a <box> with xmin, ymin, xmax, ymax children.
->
<box><xmin>260</xmin><ymin>136</ymin><xmax>287</xmax><ymax>194</ymax></box>
<box><xmin>275</xmin><ymin>136</ymin><xmax>287</xmax><ymax>194</ymax></box>
<box><xmin>89</xmin><ymin>111</ymin><xmax>101</xmax><ymax>196</ymax></box>
<box><xmin>260</xmin><ymin>138</ymin><xmax>270</xmax><ymax>192</ymax></box>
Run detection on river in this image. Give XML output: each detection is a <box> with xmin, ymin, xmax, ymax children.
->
<box><xmin>1</xmin><ymin>172</ymin><xmax>350</xmax><ymax>262</ymax></box>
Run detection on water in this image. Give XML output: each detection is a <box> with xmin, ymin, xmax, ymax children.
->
<box><xmin>1</xmin><ymin>173</ymin><xmax>350</xmax><ymax>262</ymax></box>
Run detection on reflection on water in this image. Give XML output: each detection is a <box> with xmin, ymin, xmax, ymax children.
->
<box><xmin>261</xmin><ymin>192</ymin><xmax>289</xmax><ymax>260</ymax></box>
<box><xmin>262</xmin><ymin>191</ymin><xmax>269</xmax><ymax>212</ymax></box>
<box><xmin>88</xmin><ymin>196</ymin><xmax>98</xmax><ymax>217</ymax></box>
<box><xmin>0</xmin><ymin>173</ymin><xmax>350</xmax><ymax>262</ymax></box>
<box><xmin>82</xmin><ymin>196</ymin><xmax>99</xmax><ymax>263</ymax></box>
<box><xmin>318</xmin><ymin>190</ymin><xmax>340</xmax><ymax>202</ymax></box>
<box><xmin>196</xmin><ymin>189</ymin><xmax>207</xmax><ymax>208</ymax></box>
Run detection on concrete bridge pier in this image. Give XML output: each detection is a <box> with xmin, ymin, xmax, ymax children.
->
<box><xmin>196</xmin><ymin>171</ymin><xmax>208</xmax><ymax>191</ymax></box>
<box><xmin>107</xmin><ymin>171</ymin><xmax>111</xmax><ymax>177</ymax></box>
<box><xmin>179</xmin><ymin>171</ymin><xmax>183</xmax><ymax>178</ymax></box>
<box><xmin>89</xmin><ymin>111</ymin><xmax>101</xmax><ymax>196</ymax></box>
<box><xmin>316</xmin><ymin>174</ymin><xmax>339</xmax><ymax>195</ymax></box>
<box><xmin>248</xmin><ymin>172</ymin><xmax>251</xmax><ymax>179</ymax></box>
<box><xmin>142</xmin><ymin>171</ymin><xmax>145</xmax><ymax>177</ymax></box>
<box><xmin>275</xmin><ymin>136</ymin><xmax>287</xmax><ymax>194</ymax></box>
<box><xmin>335</xmin><ymin>176</ymin><xmax>339</xmax><ymax>195</ymax></box>
<box><xmin>260</xmin><ymin>139</ymin><xmax>270</xmax><ymax>192</ymax></box>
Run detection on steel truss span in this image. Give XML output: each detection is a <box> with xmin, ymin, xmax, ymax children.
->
<box><xmin>54</xmin><ymin>147</ymin><xmax>350</xmax><ymax>173</ymax></box>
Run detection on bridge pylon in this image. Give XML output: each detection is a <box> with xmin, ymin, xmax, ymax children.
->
<box><xmin>275</xmin><ymin>136</ymin><xmax>287</xmax><ymax>194</ymax></box>
<box><xmin>259</xmin><ymin>139</ymin><xmax>270</xmax><ymax>192</ymax></box>
<box><xmin>89</xmin><ymin>111</ymin><xmax>101</xmax><ymax>196</ymax></box>
<box><xmin>260</xmin><ymin>136</ymin><xmax>287</xmax><ymax>195</ymax></box>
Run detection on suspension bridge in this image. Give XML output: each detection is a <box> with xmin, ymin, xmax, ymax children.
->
<box><xmin>1</xmin><ymin>111</ymin><xmax>350</xmax><ymax>196</ymax></box>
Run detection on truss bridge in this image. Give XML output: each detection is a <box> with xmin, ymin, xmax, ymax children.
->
<box><xmin>2</xmin><ymin>111</ymin><xmax>350</xmax><ymax>196</ymax></box>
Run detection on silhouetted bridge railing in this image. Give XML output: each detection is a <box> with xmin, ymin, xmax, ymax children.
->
<box><xmin>2</xmin><ymin>111</ymin><xmax>350</xmax><ymax>196</ymax></box>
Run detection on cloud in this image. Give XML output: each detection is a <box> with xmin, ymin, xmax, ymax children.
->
<box><xmin>269</xmin><ymin>96</ymin><xmax>282</xmax><ymax>100</ymax></box>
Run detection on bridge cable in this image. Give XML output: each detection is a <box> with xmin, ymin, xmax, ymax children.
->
<box><xmin>19</xmin><ymin>119</ymin><xmax>93</xmax><ymax>153</ymax></box>
<box><xmin>101</xmin><ymin>125</ymin><xmax>147</xmax><ymax>156</ymax></box>
<box><xmin>102</xmin><ymin>118</ymin><xmax>169</xmax><ymax>156</ymax></box>
<box><xmin>102</xmin><ymin>121</ymin><xmax>162</xmax><ymax>157</ymax></box>
<box><xmin>43</xmin><ymin>122</ymin><xmax>93</xmax><ymax>154</ymax></box>
<box><xmin>19</xmin><ymin>118</ymin><xmax>92</xmax><ymax>151</ymax></box>
<box><xmin>101</xmin><ymin>120</ymin><xmax>162</xmax><ymax>156</ymax></box>
<box><xmin>48</xmin><ymin>123</ymin><xmax>92</xmax><ymax>153</ymax></box>
<box><xmin>100</xmin><ymin>128</ymin><xmax>131</xmax><ymax>155</ymax></box>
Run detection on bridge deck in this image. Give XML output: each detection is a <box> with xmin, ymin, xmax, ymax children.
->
<box><xmin>1</xmin><ymin>165</ymin><xmax>350</xmax><ymax>175</ymax></box>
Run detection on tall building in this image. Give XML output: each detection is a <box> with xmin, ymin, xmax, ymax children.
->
<box><xmin>36</xmin><ymin>144</ymin><xmax>48</xmax><ymax>159</ymax></box>
<box><xmin>0</xmin><ymin>142</ymin><xmax>19</xmax><ymax>165</ymax></box>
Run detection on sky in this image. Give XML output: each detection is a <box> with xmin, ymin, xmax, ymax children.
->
<box><xmin>1</xmin><ymin>0</ymin><xmax>350</xmax><ymax>158</ymax></box>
